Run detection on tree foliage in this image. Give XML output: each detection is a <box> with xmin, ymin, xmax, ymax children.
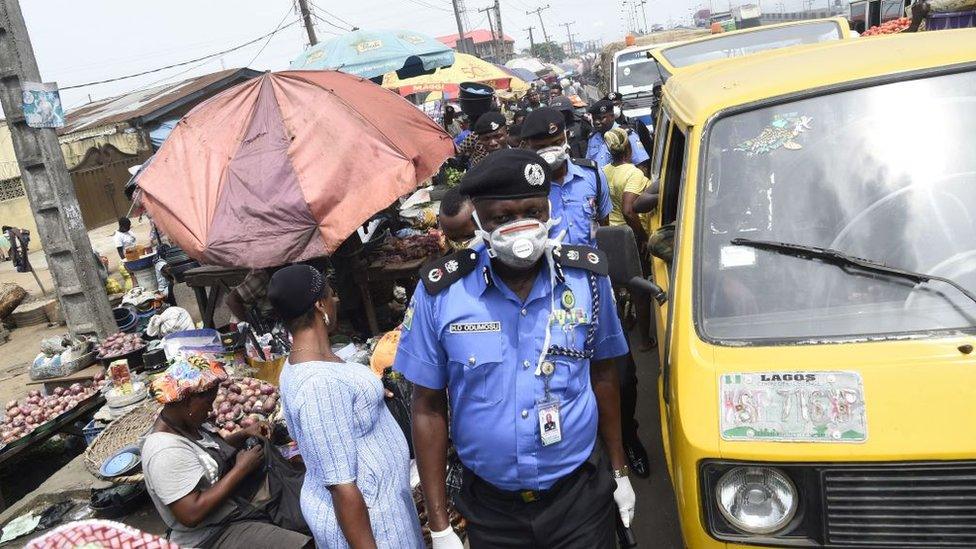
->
<box><xmin>531</xmin><ymin>42</ymin><xmax>566</xmax><ymax>63</ymax></box>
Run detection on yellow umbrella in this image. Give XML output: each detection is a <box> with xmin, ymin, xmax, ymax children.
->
<box><xmin>383</xmin><ymin>53</ymin><xmax>528</xmax><ymax>97</ymax></box>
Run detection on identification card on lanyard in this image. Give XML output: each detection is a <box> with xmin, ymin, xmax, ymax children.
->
<box><xmin>537</xmin><ymin>360</ymin><xmax>562</xmax><ymax>446</ymax></box>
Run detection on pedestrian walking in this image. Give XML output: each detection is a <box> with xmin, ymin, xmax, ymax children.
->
<box><xmin>395</xmin><ymin>148</ymin><xmax>635</xmax><ymax>549</ymax></box>
<box><xmin>113</xmin><ymin>217</ymin><xmax>137</xmax><ymax>260</ymax></box>
<box><xmin>271</xmin><ymin>265</ymin><xmax>424</xmax><ymax>549</ymax></box>
<box><xmin>521</xmin><ymin>107</ymin><xmax>611</xmax><ymax>247</ymax></box>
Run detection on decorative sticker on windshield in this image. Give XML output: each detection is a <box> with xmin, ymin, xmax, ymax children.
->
<box><xmin>720</xmin><ymin>370</ymin><xmax>867</xmax><ymax>443</ymax></box>
<box><xmin>734</xmin><ymin>113</ymin><xmax>813</xmax><ymax>156</ymax></box>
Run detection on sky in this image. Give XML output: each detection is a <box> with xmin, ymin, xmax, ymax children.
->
<box><xmin>17</xmin><ymin>0</ymin><xmax>804</xmax><ymax>110</ymax></box>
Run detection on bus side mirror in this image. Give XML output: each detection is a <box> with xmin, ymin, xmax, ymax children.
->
<box><xmin>596</xmin><ymin>225</ymin><xmax>667</xmax><ymax>304</ymax></box>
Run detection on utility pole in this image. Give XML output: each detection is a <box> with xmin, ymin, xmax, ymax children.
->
<box><xmin>526</xmin><ymin>5</ymin><xmax>551</xmax><ymax>43</ymax></box>
<box><xmin>559</xmin><ymin>22</ymin><xmax>576</xmax><ymax>56</ymax></box>
<box><xmin>640</xmin><ymin>0</ymin><xmax>650</xmax><ymax>33</ymax></box>
<box><xmin>524</xmin><ymin>25</ymin><xmax>536</xmax><ymax>52</ymax></box>
<box><xmin>297</xmin><ymin>0</ymin><xmax>318</xmax><ymax>46</ymax></box>
<box><xmin>493</xmin><ymin>0</ymin><xmax>506</xmax><ymax>62</ymax></box>
<box><xmin>0</xmin><ymin>0</ymin><xmax>115</xmax><ymax>338</ymax></box>
<box><xmin>451</xmin><ymin>0</ymin><xmax>468</xmax><ymax>54</ymax></box>
<box><xmin>478</xmin><ymin>5</ymin><xmax>500</xmax><ymax>60</ymax></box>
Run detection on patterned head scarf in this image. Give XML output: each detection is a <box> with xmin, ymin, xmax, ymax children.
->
<box><xmin>150</xmin><ymin>354</ymin><xmax>227</xmax><ymax>405</ymax></box>
<box><xmin>604</xmin><ymin>127</ymin><xmax>630</xmax><ymax>154</ymax></box>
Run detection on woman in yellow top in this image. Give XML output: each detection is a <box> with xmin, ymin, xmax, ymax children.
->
<box><xmin>602</xmin><ymin>127</ymin><xmax>652</xmax><ymax>251</ymax></box>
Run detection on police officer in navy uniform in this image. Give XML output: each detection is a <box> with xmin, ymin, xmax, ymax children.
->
<box><xmin>521</xmin><ymin>107</ymin><xmax>611</xmax><ymax>248</ymax></box>
<box><xmin>395</xmin><ymin>149</ymin><xmax>636</xmax><ymax>549</ymax></box>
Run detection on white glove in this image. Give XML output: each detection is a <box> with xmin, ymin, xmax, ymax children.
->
<box><xmin>614</xmin><ymin>475</ymin><xmax>636</xmax><ymax>528</ymax></box>
<box><xmin>430</xmin><ymin>526</ymin><xmax>465</xmax><ymax>549</ymax></box>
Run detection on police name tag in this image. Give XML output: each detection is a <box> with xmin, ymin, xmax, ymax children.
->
<box><xmin>537</xmin><ymin>399</ymin><xmax>562</xmax><ymax>446</ymax></box>
<box><xmin>720</xmin><ymin>371</ymin><xmax>867</xmax><ymax>443</ymax></box>
<box><xmin>449</xmin><ymin>321</ymin><xmax>501</xmax><ymax>334</ymax></box>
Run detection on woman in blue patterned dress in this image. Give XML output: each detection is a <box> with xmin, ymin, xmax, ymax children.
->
<box><xmin>269</xmin><ymin>265</ymin><xmax>423</xmax><ymax>549</ymax></box>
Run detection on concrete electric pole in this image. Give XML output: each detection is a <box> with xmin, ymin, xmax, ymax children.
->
<box><xmin>560</xmin><ymin>22</ymin><xmax>576</xmax><ymax>56</ymax></box>
<box><xmin>526</xmin><ymin>5</ymin><xmax>552</xmax><ymax>43</ymax></box>
<box><xmin>452</xmin><ymin>0</ymin><xmax>469</xmax><ymax>53</ymax></box>
<box><xmin>297</xmin><ymin>0</ymin><xmax>319</xmax><ymax>46</ymax></box>
<box><xmin>0</xmin><ymin>0</ymin><xmax>116</xmax><ymax>337</ymax></box>
<box><xmin>524</xmin><ymin>26</ymin><xmax>536</xmax><ymax>52</ymax></box>
<box><xmin>478</xmin><ymin>5</ymin><xmax>500</xmax><ymax>60</ymax></box>
<box><xmin>493</xmin><ymin>0</ymin><xmax>506</xmax><ymax>61</ymax></box>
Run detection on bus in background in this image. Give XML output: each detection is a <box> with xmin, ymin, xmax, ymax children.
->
<box><xmin>710</xmin><ymin>11</ymin><xmax>737</xmax><ymax>31</ymax></box>
<box><xmin>610</xmin><ymin>42</ymin><xmax>681</xmax><ymax>126</ymax></box>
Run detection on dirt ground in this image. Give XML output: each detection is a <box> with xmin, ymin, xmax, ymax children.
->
<box><xmin>0</xmin><ymin>217</ymin><xmax>228</xmax><ymax>517</ymax></box>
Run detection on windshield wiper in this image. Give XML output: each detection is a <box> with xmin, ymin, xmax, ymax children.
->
<box><xmin>730</xmin><ymin>238</ymin><xmax>976</xmax><ymax>308</ymax></box>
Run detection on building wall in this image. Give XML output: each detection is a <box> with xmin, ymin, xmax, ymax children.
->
<box><xmin>0</xmin><ymin>123</ymin><xmax>150</xmax><ymax>250</ymax></box>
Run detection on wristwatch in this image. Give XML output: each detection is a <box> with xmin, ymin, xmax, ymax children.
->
<box><xmin>613</xmin><ymin>465</ymin><xmax>631</xmax><ymax>479</ymax></box>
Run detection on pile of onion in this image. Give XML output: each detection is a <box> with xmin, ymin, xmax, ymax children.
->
<box><xmin>209</xmin><ymin>378</ymin><xmax>279</xmax><ymax>438</ymax></box>
<box><xmin>2</xmin><ymin>382</ymin><xmax>99</xmax><ymax>445</ymax></box>
<box><xmin>96</xmin><ymin>332</ymin><xmax>146</xmax><ymax>359</ymax></box>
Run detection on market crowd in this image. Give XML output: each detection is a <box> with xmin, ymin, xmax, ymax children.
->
<box><xmin>140</xmin><ymin>78</ymin><xmax>661</xmax><ymax>549</ymax></box>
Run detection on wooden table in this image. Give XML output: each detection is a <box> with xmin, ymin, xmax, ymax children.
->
<box><xmin>25</xmin><ymin>363</ymin><xmax>104</xmax><ymax>396</ymax></box>
<box><xmin>359</xmin><ymin>256</ymin><xmax>429</xmax><ymax>335</ymax></box>
<box><xmin>181</xmin><ymin>266</ymin><xmax>248</xmax><ymax>328</ymax></box>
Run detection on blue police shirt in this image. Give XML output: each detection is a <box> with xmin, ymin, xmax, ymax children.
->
<box><xmin>394</xmin><ymin>246</ymin><xmax>629</xmax><ymax>491</ymax></box>
<box><xmin>549</xmin><ymin>160</ymin><xmax>612</xmax><ymax>247</ymax></box>
<box><xmin>586</xmin><ymin>123</ymin><xmax>650</xmax><ymax>169</ymax></box>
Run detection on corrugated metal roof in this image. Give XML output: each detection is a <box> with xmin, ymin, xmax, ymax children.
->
<box><xmin>60</xmin><ymin>68</ymin><xmax>261</xmax><ymax>134</ymax></box>
<box><xmin>437</xmin><ymin>29</ymin><xmax>515</xmax><ymax>48</ymax></box>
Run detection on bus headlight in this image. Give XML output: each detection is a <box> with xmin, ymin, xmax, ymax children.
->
<box><xmin>715</xmin><ymin>466</ymin><xmax>797</xmax><ymax>535</ymax></box>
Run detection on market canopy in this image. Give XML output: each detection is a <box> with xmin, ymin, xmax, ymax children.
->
<box><xmin>505</xmin><ymin>57</ymin><xmax>548</xmax><ymax>74</ymax></box>
<box><xmin>136</xmin><ymin>71</ymin><xmax>454</xmax><ymax>268</ymax></box>
<box><xmin>382</xmin><ymin>53</ymin><xmax>529</xmax><ymax>97</ymax></box>
<box><xmin>290</xmin><ymin>29</ymin><xmax>455</xmax><ymax>80</ymax></box>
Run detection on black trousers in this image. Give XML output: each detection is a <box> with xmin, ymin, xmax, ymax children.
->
<box><xmin>619</xmin><ymin>353</ymin><xmax>639</xmax><ymax>443</ymax></box>
<box><xmin>455</xmin><ymin>445</ymin><xmax>616</xmax><ymax>549</ymax></box>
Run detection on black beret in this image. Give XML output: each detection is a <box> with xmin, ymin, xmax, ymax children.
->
<box><xmin>605</xmin><ymin>92</ymin><xmax>623</xmax><ymax>102</ymax></box>
<box><xmin>269</xmin><ymin>265</ymin><xmax>327</xmax><ymax>321</ymax></box>
<box><xmin>458</xmin><ymin>148</ymin><xmax>551</xmax><ymax>201</ymax></box>
<box><xmin>472</xmin><ymin>111</ymin><xmax>507</xmax><ymax>135</ymax></box>
<box><xmin>589</xmin><ymin>99</ymin><xmax>614</xmax><ymax>116</ymax></box>
<box><xmin>520</xmin><ymin>107</ymin><xmax>565</xmax><ymax>140</ymax></box>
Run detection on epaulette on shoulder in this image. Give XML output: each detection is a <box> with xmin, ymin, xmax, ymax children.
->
<box><xmin>552</xmin><ymin>244</ymin><xmax>608</xmax><ymax>276</ymax></box>
<box><xmin>419</xmin><ymin>249</ymin><xmax>479</xmax><ymax>294</ymax></box>
<box><xmin>572</xmin><ymin>158</ymin><xmax>598</xmax><ymax>170</ymax></box>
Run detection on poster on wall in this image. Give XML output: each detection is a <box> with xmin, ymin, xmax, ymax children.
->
<box><xmin>22</xmin><ymin>81</ymin><xmax>65</xmax><ymax>128</ymax></box>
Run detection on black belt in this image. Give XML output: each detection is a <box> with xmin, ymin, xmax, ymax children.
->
<box><xmin>465</xmin><ymin>455</ymin><xmax>597</xmax><ymax>504</ymax></box>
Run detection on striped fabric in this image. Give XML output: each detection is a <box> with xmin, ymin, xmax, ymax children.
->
<box><xmin>279</xmin><ymin>360</ymin><xmax>423</xmax><ymax>549</ymax></box>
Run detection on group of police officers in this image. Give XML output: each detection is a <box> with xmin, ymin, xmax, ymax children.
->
<box><xmin>391</xmin><ymin>86</ymin><xmax>654</xmax><ymax>548</ymax></box>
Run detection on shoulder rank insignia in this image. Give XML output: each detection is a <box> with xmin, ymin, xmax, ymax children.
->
<box><xmin>573</xmin><ymin>157</ymin><xmax>598</xmax><ymax>170</ymax></box>
<box><xmin>552</xmin><ymin>245</ymin><xmax>608</xmax><ymax>276</ymax></box>
<box><xmin>419</xmin><ymin>249</ymin><xmax>478</xmax><ymax>294</ymax></box>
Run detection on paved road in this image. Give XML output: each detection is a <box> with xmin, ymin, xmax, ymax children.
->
<box><xmin>627</xmin><ymin>343</ymin><xmax>685</xmax><ymax>548</ymax></box>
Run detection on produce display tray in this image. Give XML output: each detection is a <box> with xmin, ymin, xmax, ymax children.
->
<box><xmin>0</xmin><ymin>391</ymin><xmax>105</xmax><ymax>466</ymax></box>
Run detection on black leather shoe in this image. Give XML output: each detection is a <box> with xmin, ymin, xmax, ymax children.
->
<box><xmin>625</xmin><ymin>438</ymin><xmax>651</xmax><ymax>479</ymax></box>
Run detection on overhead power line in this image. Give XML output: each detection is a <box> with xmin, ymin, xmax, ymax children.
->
<box><xmin>312</xmin><ymin>13</ymin><xmax>355</xmax><ymax>32</ymax></box>
<box><xmin>401</xmin><ymin>0</ymin><xmax>454</xmax><ymax>13</ymax></box>
<box><xmin>60</xmin><ymin>20</ymin><xmax>300</xmax><ymax>90</ymax></box>
<box><xmin>308</xmin><ymin>0</ymin><xmax>358</xmax><ymax>29</ymax></box>
<box><xmin>248</xmin><ymin>6</ymin><xmax>295</xmax><ymax>66</ymax></box>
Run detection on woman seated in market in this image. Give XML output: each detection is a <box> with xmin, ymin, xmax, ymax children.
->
<box><xmin>142</xmin><ymin>356</ymin><xmax>312</xmax><ymax>548</ymax></box>
<box><xmin>270</xmin><ymin>264</ymin><xmax>425</xmax><ymax>549</ymax></box>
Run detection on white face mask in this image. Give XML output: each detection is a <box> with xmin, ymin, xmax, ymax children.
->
<box><xmin>613</xmin><ymin>106</ymin><xmax>622</xmax><ymax>118</ymax></box>
<box><xmin>473</xmin><ymin>211</ymin><xmax>561</xmax><ymax>270</ymax></box>
<box><xmin>535</xmin><ymin>133</ymin><xmax>571</xmax><ymax>169</ymax></box>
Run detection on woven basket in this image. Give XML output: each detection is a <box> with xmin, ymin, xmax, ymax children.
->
<box><xmin>84</xmin><ymin>399</ymin><xmax>161</xmax><ymax>484</ymax></box>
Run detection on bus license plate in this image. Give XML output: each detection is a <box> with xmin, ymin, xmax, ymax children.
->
<box><xmin>720</xmin><ymin>371</ymin><xmax>867</xmax><ymax>443</ymax></box>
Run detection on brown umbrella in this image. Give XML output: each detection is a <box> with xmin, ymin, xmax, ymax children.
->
<box><xmin>137</xmin><ymin>70</ymin><xmax>453</xmax><ymax>268</ymax></box>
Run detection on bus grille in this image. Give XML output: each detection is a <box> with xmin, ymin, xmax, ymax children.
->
<box><xmin>823</xmin><ymin>464</ymin><xmax>976</xmax><ymax>546</ymax></box>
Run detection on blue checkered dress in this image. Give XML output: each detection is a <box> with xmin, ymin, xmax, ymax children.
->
<box><xmin>279</xmin><ymin>360</ymin><xmax>423</xmax><ymax>549</ymax></box>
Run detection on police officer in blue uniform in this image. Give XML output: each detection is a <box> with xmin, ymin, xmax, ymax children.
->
<box><xmin>521</xmin><ymin>107</ymin><xmax>611</xmax><ymax>248</ymax></box>
<box><xmin>587</xmin><ymin>99</ymin><xmax>651</xmax><ymax>172</ymax></box>
<box><xmin>395</xmin><ymin>149</ymin><xmax>636</xmax><ymax>549</ymax></box>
